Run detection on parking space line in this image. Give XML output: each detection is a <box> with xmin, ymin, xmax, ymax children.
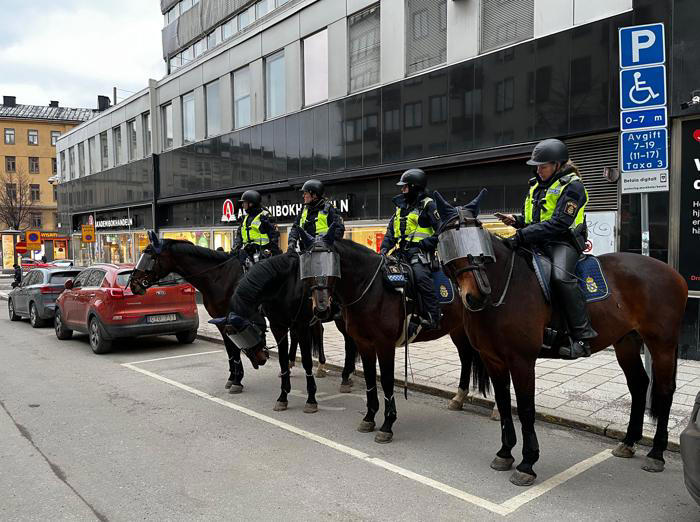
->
<box><xmin>124</xmin><ymin>350</ymin><xmax>223</xmax><ymax>365</ymax></box>
<box><xmin>122</xmin><ymin>362</ymin><xmax>612</xmax><ymax>516</ymax></box>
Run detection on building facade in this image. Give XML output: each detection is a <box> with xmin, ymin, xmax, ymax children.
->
<box><xmin>0</xmin><ymin>96</ymin><xmax>94</xmax><ymax>266</ymax></box>
<box><xmin>55</xmin><ymin>0</ymin><xmax>700</xmax><ymax>358</ymax></box>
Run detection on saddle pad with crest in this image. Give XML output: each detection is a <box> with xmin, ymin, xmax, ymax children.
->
<box><xmin>382</xmin><ymin>260</ymin><xmax>454</xmax><ymax>304</ymax></box>
<box><xmin>531</xmin><ymin>252</ymin><xmax>609</xmax><ymax>303</ymax></box>
<box><xmin>431</xmin><ymin>269</ymin><xmax>455</xmax><ymax>304</ymax></box>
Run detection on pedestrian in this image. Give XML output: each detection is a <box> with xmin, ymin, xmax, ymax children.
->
<box><xmin>13</xmin><ymin>263</ymin><xmax>21</xmax><ymax>285</ymax></box>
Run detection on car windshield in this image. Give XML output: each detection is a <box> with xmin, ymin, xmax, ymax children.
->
<box><xmin>49</xmin><ymin>271</ymin><xmax>81</xmax><ymax>284</ymax></box>
<box><xmin>116</xmin><ymin>271</ymin><xmax>184</xmax><ymax>288</ymax></box>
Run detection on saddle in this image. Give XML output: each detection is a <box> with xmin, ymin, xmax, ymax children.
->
<box><xmin>530</xmin><ymin>250</ymin><xmax>609</xmax><ymax>303</ymax></box>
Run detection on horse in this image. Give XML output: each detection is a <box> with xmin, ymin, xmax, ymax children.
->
<box><xmin>296</xmin><ymin>227</ymin><xmax>490</xmax><ymax>444</ymax></box>
<box><xmin>432</xmin><ymin>190</ymin><xmax>687</xmax><ymax>486</ymax></box>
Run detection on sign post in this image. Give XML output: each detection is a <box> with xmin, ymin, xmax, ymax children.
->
<box><xmin>619</xmin><ymin>23</ymin><xmax>668</xmax><ymax>404</ymax></box>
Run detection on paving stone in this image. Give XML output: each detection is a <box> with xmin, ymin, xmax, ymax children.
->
<box><xmin>581</xmin><ymin>387</ymin><xmax>629</xmax><ymax>402</ymax></box>
<box><xmin>563</xmin><ymin>398</ymin><xmax>604</xmax><ymax>413</ymax></box>
<box><xmin>595</xmin><ymin>382</ymin><xmax>630</xmax><ymax>394</ymax></box>
<box><xmin>536</xmin><ymin>373</ymin><xmax>571</xmax><ymax>383</ymax></box>
<box><xmin>536</xmin><ymin>395</ymin><xmax>569</xmax><ymax>409</ymax></box>
<box><xmin>575</xmin><ymin>373</ymin><xmax>611</xmax><ymax>386</ymax></box>
<box><xmin>557</xmin><ymin>380</ymin><xmax>599</xmax><ymax>393</ymax></box>
<box><xmin>587</xmin><ymin>368</ymin><xmax>622</xmax><ymax>377</ymax></box>
<box><xmin>555</xmin><ymin>406</ymin><xmax>594</xmax><ymax>419</ymax></box>
<box><xmin>556</xmin><ymin>366</ymin><xmax>589</xmax><ymax>376</ymax></box>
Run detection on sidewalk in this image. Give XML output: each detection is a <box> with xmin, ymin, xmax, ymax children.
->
<box><xmin>197</xmin><ymin>304</ymin><xmax>698</xmax><ymax>448</ymax></box>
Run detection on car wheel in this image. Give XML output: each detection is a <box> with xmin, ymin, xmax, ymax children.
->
<box><xmin>89</xmin><ymin>316</ymin><xmax>112</xmax><ymax>354</ymax></box>
<box><xmin>29</xmin><ymin>303</ymin><xmax>44</xmax><ymax>328</ymax></box>
<box><xmin>8</xmin><ymin>299</ymin><xmax>20</xmax><ymax>321</ymax></box>
<box><xmin>176</xmin><ymin>329</ymin><xmax>198</xmax><ymax>344</ymax></box>
<box><xmin>54</xmin><ymin>309</ymin><xmax>73</xmax><ymax>340</ymax></box>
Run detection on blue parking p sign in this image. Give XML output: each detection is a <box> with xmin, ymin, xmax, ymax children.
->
<box><xmin>619</xmin><ymin>23</ymin><xmax>665</xmax><ymax>68</ymax></box>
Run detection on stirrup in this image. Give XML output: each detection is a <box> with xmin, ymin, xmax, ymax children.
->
<box><xmin>560</xmin><ymin>339</ymin><xmax>591</xmax><ymax>359</ymax></box>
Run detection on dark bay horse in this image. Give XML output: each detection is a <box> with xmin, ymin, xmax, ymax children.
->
<box><xmin>433</xmin><ymin>192</ymin><xmax>687</xmax><ymax>486</ymax></box>
<box><xmin>302</xmin><ymin>237</ymin><xmax>489</xmax><ymax>443</ymax></box>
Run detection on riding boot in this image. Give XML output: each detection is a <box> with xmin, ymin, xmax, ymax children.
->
<box><xmin>413</xmin><ymin>262</ymin><xmax>440</xmax><ymax>331</ymax></box>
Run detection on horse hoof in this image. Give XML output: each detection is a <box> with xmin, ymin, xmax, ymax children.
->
<box><xmin>642</xmin><ymin>457</ymin><xmax>665</xmax><ymax>473</ymax></box>
<box><xmin>374</xmin><ymin>431</ymin><xmax>393</xmax><ymax>444</ymax></box>
<box><xmin>228</xmin><ymin>384</ymin><xmax>243</xmax><ymax>394</ymax></box>
<box><xmin>490</xmin><ymin>407</ymin><xmax>501</xmax><ymax>421</ymax></box>
<box><xmin>339</xmin><ymin>382</ymin><xmax>353</xmax><ymax>393</ymax></box>
<box><xmin>490</xmin><ymin>456</ymin><xmax>515</xmax><ymax>471</ymax></box>
<box><xmin>509</xmin><ymin>470</ymin><xmax>536</xmax><ymax>487</ymax></box>
<box><xmin>447</xmin><ymin>399</ymin><xmax>464</xmax><ymax>411</ymax></box>
<box><xmin>225</xmin><ymin>380</ymin><xmax>233</xmax><ymax>390</ymax></box>
<box><xmin>273</xmin><ymin>401</ymin><xmax>288</xmax><ymax>412</ymax></box>
<box><xmin>612</xmin><ymin>443</ymin><xmax>636</xmax><ymax>458</ymax></box>
<box><xmin>316</xmin><ymin>366</ymin><xmax>328</xmax><ymax>378</ymax></box>
<box><xmin>357</xmin><ymin>420</ymin><xmax>375</xmax><ymax>433</ymax></box>
<box><xmin>303</xmin><ymin>403</ymin><xmax>319</xmax><ymax>414</ymax></box>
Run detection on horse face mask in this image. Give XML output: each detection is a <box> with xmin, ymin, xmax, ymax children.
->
<box><xmin>438</xmin><ymin>225</ymin><xmax>496</xmax><ymax>266</ymax></box>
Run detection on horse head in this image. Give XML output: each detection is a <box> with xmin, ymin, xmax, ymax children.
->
<box><xmin>129</xmin><ymin>230</ymin><xmax>177</xmax><ymax>295</ymax></box>
<box><xmin>295</xmin><ymin>225</ymin><xmax>341</xmax><ymax>322</ymax></box>
<box><xmin>434</xmin><ymin>189</ymin><xmax>498</xmax><ymax>311</ymax></box>
<box><xmin>208</xmin><ymin>313</ymin><xmax>269</xmax><ymax>369</ymax></box>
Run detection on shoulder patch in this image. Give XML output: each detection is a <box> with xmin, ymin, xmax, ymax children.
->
<box><xmin>564</xmin><ymin>200</ymin><xmax>578</xmax><ymax>217</ymax></box>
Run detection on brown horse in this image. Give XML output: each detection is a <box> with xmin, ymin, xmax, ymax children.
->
<box><xmin>300</xmin><ymin>233</ymin><xmax>489</xmax><ymax>443</ymax></box>
<box><xmin>433</xmin><ymin>191</ymin><xmax>687</xmax><ymax>486</ymax></box>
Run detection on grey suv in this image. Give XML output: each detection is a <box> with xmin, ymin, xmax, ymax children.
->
<box><xmin>8</xmin><ymin>268</ymin><xmax>83</xmax><ymax>327</ymax></box>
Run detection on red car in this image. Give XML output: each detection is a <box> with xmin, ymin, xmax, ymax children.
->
<box><xmin>54</xmin><ymin>263</ymin><xmax>199</xmax><ymax>354</ymax></box>
<box><xmin>20</xmin><ymin>258</ymin><xmax>51</xmax><ymax>270</ymax></box>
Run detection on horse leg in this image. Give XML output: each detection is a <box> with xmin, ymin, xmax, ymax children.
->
<box><xmin>357</xmin><ymin>346</ymin><xmax>379</xmax><ymax>433</ymax></box>
<box><xmin>612</xmin><ymin>332</ymin><xmax>648</xmax><ymax>459</ymax></box>
<box><xmin>375</xmin><ymin>348</ymin><xmax>397</xmax><ymax>444</ymax></box>
<box><xmin>299</xmin><ymin>328</ymin><xmax>319</xmax><ymax>414</ymax></box>
<box><xmin>340</xmin><ymin>333</ymin><xmax>357</xmax><ymax>393</ymax></box>
<box><xmin>272</xmin><ymin>325</ymin><xmax>291</xmax><ymax>411</ymax></box>
<box><xmin>314</xmin><ymin>321</ymin><xmax>328</xmax><ymax>378</ymax></box>
<box><xmin>288</xmin><ymin>330</ymin><xmax>298</xmax><ymax>370</ymax></box>
<box><xmin>448</xmin><ymin>330</ymin><xmax>473</xmax><ymax>411</ymax></box>
<box><xmin>487</xmin><ymin>365</ymin><xmax>517</xmax><ymax>472</ymax></box>
<box><xmin>509</xmin><ymin>360</ymin><xmax>539</xmax><ymax>486</ymax></box>
<box><xmin>222</xmin><ymin>334</ymin><xmax>244</xmax><ymax>394</ymax></box>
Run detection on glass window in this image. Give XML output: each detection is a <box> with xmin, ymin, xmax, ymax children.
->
<box><xmin>223</xmin><ymin>17</ymin><xmax>237</xmax><ymax>39</ymax></box>
<box><xmin>348</xmin><ymin>4</ymin><xmax>381</xmax><ymax>93</ymax></box>
<box><xmin>100</xmin><ymin>131</ymin><xmax>108</xmax><ymax>170</ymax></box>
<box><xmin>256</xmin><ymin>0</ymin><xmax>271</xmax><ymax>18</ymax></box>
<box><xmin>53</xmin><ymin>185</ymin><xmax>57</xmax><ymax>201</ymax></box>
<box><xmin>28</xmin><ymin>129</ymin><xmax>38</xmax><ymax>145</ymax></box>
<box><xmin>30</xmin><ymin>184</ymin><xmax>40</xmax><ymax>201</ymax></box>
<box><xmin>238</xmin><ymin>6</ymin><xmax>254</xmax><ymax>30</ymax></box>
<box><xmin>167</xmin><ymin>4</ymin><xmax>179</xmax><ymax>24</ymax></box>
<box><xmin>162</xmin><ymin>103</ymin><xmax>173</xmax><ymax>149</ymax></box>
<box><xmin>4</xmin><ymin>128</ymin><xmax>14</xmax><ymax>144</ymax></box>
<box><xmin>181</xmin><ymin>45</ymin><xmax>194</xmax><ymax>66</ymax></box>
<box><xmin>68</xmin><ymin>147</ymin><xmax>75</xmax><ymax>178</ymax></box>
<box><xmin>5</xmin><ymin>155</ymin><xmax>16</xmax><ymax>172</ymax></box>
<box><xmin>303</xmin><ymin>29</ymin><xmax>328</xmax><ymax>106</ymax></box>
<box><xmin>86</xmin><ymin>269</ymin><xmax>106</xmax><ymax>287</ymax></box>
<box><xmin>206</xmin><ymin>80</ymin><xmax>221</xmax><ymax>137</ymax></box>
<box><xmin>480</xmin><ymin>0</ymin><xmax>534</xmax><ymax>53</ymax></box>
<box><xmin>51</xmin><ymin>131</ymin><xmax>60</xmax><ymax>145</ymax></box>
<box><xmin>5</xmin><ymin>183</ymin><xmax>16</xmax><ymax>200</ymax></box>
<box><xmin>207</xmin><ymin>27</ymin><xmax>221</xmax><ymax>49</ymax></box>
<box><xmin>59</xmin><ymin>151</ymin><xmax>65</xmax><ymax>178</ymax></box>
<box><xmin>113</xmin><ymin>126</ymin><xmax>122</xmax><ymax>165</ymax></box>
<box><xmin>233</xmin><ymin>66</ymin><xmax>251</xmax><ymax>129</ymax></box>
<box><xmin>277</xmin><ymin>0</ymin><xmax>290</xmax><ymax>5</ymax></box>
<box><xmin>52</xmin><ymin>158</ymin><xmax>57</xmax><ymax>175</ymax></box>
<box><xmin>142</xmin><ymin>112</ymin><xmax>151</xmax><ymax>156</ymax></box>
<box><xmin>194</xmin><ymin>38</ymin><xmax>207</xmax><ymax>57</ymax></box>
<box><xmin>29</xmin><ymin>156</ymin><xmax>40</xmax><ymax>173</ymax></box>
<box><xmin>265</xmin><ymin>50</ymin><xmax>285</xmax><ymax>119</ymax></box>
<box><xmin>31</xmin><ymin>213</ymin><xmax>41</xmax><ymax>228</ymax></box>
<box><xmin>88</xmin><ymin>136</ymin><xmax>97</xmax><ymax>173</ymax></box>
<box><xmin>127</xmin><ymin>120</ymin><xmax>137</xmax><ymax>160</ymax></box>
<box><xmin>181</xmin><ymin>0</ymin><xmax>193</xmax><ymax>11</ymax></box>
<box><xmin>405</xmin><ymin>0</ymin><xmax>447</xmax><ymax>75</ymax></box>
<box><xmin>78</xmin><ymin>142</ymin><xmax>85</xmax><ymax>176</ymax></box>
<box><xmin>182</xmin><ymin>91</ymin><xmax>195</xmax><ymax>143</ymax></box>
<box><xmin>169</xmin><ymin>55</ymin><xmax>181</xmax><ymax>72</ymax></box>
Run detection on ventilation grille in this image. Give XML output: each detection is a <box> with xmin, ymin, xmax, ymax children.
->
<box><xmin>480</xmin><ymin>0</ymin><xmax>534</xmax><ymax>54</ymax></box>
<box><xmin>405</xmin><ymin>0</ymin><xmax>447</xmax><ymax>75</ymax></box>
<box><xmin>566</xmin><ymin>134</ymin><xmax>619</xmax><ymax>212</ymax></box>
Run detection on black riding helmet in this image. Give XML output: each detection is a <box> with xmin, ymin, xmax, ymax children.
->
<box><xmin>300</xmin><ymin>179</ymin><xmax>324</xmax><ymax>197</ymax></box>
<box><xmin>241</xmin><ymin>190</ymin><xmax>261</xmax><ymax>206</ymax></box>
<box><xmin>526</xmin><ymin>139</ymin><xmax>569</xmax><ymax>166</ymax></box>
<box><xmin>396</xmin><ymin>168</ymin><xmax>427</xmax><ymax>190</ymax></box>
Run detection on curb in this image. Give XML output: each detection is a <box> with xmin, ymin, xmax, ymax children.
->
<box><xmin>195</xmin><ymin>331</ymin><xmax>680</xmax><ymax>452</ymax></box>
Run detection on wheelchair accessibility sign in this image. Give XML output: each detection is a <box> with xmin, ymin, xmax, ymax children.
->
<box><xmin>620</xmin><ymin>65</ymin><xmax>666</xmax><ymax>110</ymax></box>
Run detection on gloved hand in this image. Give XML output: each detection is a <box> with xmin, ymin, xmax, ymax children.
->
<box><xmin>417</xmin><ymin>238</ymin><xmax>434</xmax><ymax>252</ymax></box>
<box><xmin>505</xmin><ymin>231</ymin><xmax>522</xmax><ymax>250</ymax></box>
<box><xmin>286</xmin><ymin>241</ymin><xmax>297</xmax><ymax>254</ymax></box>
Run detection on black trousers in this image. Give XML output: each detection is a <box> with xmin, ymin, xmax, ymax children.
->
<box><xmin>543</xmin><ymin>242</ymin><xmax>597</xmax><ymax>341</ymax></box>
<box><xmin>411</xmin><ymin>260</ymin><xmax>439</xmax><ymax>323</ymax></box>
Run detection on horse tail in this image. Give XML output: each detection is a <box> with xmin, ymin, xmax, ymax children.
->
<box><xmin>470</xmin><ymin>349</ymin><xmax>491</xmax><ymax>397</ymax></box>
<box><xmin>311</xmin><ymin>320</ymin><xmax>323</xmax><ymax>359</ymax></box>
<box><xmin>649</xmin><ymin>341</ymin><xmax>679</xmax><ymax>421</ymax></box>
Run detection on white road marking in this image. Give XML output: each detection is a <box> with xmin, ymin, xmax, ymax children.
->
<box><xmin>123</xmin><ymin>362</ymin><xmax>613</xmax><ymax>516</ymax></box>
<box><xmin>124</xmin><ymin>350</ymin><xmax>223</xmax><ymax>365</ymax></box>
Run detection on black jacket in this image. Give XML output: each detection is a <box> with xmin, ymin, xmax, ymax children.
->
<box><xmin>232</xmin><ymin>206</ymin><xmax>280</xmax><ymax>251</ymax></box>
<box><xmin>380</xmin><ymin>192</ymin><xmax>441</xmax><ymax>254</ymax></box>
<box><xmin>288</xmin><ymin>198</ymin><xmax>345</xmax><ymax>248</ymax></box>
<box><xmin>513</xmin><ymin>165</ymin><xmax>588</xmax><ymax>246</ymax></box>
<box><xmin>13</xmin><ymin>266</ymin><xmax>21</xmax><ymax>283</ymax></box>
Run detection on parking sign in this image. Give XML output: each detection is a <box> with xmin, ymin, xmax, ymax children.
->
<box><xmin>620</xmin><ymin>65</ymin><xmax>666</xmax><ymax>110</ymax></box>
<box><xmin>619</xmin><ymin>23</ymin><xmax>665</xmax><ymax>68</ymax></box>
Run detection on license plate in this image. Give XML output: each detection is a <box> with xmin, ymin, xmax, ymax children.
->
<box><xmin>147</xmin><ymin>314</ymin><xmax>177</xmax><ymax>324</ymax></box>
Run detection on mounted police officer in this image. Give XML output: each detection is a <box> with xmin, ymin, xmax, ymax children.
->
<box><xmin>287</xmin><ymin>179</ymin><xmax>345</xmax><ymax>251</ymax></box>
<box><xmin>379</xmin><ymin>168</ymin><xmax>441</xmax><ymax>332</ymax></box>
<box><xmin>497</xmin><ymin>138</ymin><xmax>597</xmax><ymax>359</ymax></box>
<box><xmin>232</xmin><ymin>190</ymin><xmax>280</xmax><ymax>267</ymax></box>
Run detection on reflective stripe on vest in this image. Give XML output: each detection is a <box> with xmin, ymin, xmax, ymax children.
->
<box><xmin>242</xmin><ymin>210</ymin><xmax>271</xmax><ymax>245</ymax></box>
<box><xmin>524</xmin><ymin>174</ymin><xmax>588</xmax><ymax>228</ymax></box>
<box><xmin>393</xmin><ymin>197</ymin><xmax>435</xmax><ymax>244</ymax></box>
<box><xmin>300</xmin><ymin>204</ymin><xmax>330</xmax><ymax>235</ymax></box>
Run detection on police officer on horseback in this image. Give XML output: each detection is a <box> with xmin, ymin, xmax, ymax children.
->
<box><xmin>232</xmin><ymin>190</ymin><xmax>281</xmax><ymax>267</ymax></box>
<box><xmin>287</xmin><ymin>179</ymin><xmax>345</xmax><ymax>251</ymax></box>
<box><xmin>497</xmin><ymin>138</ymin><xmax>597</xmax><ymax>359</ymax></box>
<box><xmin>380</xmin><ymin>168</ymin><xmax>441</xmax><ymax>331</ymax></box>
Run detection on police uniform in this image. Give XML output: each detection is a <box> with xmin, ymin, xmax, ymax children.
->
<box><xmin>233</xmin><ymin>191</ymin><xmax>280</xmax><ymax>265</ymax></box>
<box><xmin>287</xmin><ymin>180</ymin><xmax>345</xmax><ymax>250</ymax></box>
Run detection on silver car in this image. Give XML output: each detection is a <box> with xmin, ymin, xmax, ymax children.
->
<box><xmin>8</xmin><ymin>268</ymin><xmax>83</xmax><ymax>327</ymax></box>
<box><xmin>681</xmin><ymin>391</ymin><xmax>700</xmax><ymax>506</ymax></box>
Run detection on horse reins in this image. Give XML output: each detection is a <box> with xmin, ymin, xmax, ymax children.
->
<box><xmin>339</xmin><ymin>257</ymin><xmax>385</xmax><ymax>308</ymax></box>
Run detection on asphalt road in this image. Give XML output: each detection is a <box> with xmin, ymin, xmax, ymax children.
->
<box><xmin>0</xmin><ymin>314</ymin><xmax>697</xmax><ymax>521</ymax></box>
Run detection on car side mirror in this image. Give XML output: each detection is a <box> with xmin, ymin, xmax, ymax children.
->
<box><xmin>64</xmin><ymin>279</ymin><xmax>74</xmax><ymax>290</ymax></box>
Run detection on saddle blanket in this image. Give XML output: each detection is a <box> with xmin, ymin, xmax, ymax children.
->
<box><xmin>532</xmin><ymin>253</ymin><xmax>609</xmax><ymax>303</ymax></box>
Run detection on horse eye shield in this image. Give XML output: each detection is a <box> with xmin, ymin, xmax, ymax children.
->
<box><xmin>438</xmin><ymin>227</ymin><xmax>496</xmax><ymax>265</ymax></box>
<box><xmin>299</xmin><ymin>250</ymin><xmax>341</xmax><ymax>280</ymax></box>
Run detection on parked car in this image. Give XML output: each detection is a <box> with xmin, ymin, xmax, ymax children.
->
<box><xmin>48</xmin><ymin>259</ymin><xmax>74</xmax><ymax>268</ymax></box>
<box><xmin>54</xmin><ymin>263</ymin><xmax>199</xmax><ymax>354</ymax></box>
<box><xmin>20</xmin><ymin>258</ymin><xmax>51</xmax><ymax>270</ymax></box>
<box><xmin>8</xmin><ymin>267</ymin><xmax>83</xmax><ymax>327</ymax></box>
<box><xmin>681</xmin><ymin>390</ymin><xmax>700</xmax><ymax>506</ymax></box>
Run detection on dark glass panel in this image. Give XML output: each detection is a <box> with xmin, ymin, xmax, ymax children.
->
<box><xmin>250</xmin><ymin>125</ymin><xmax>263</xmax><ymax>184</ymax></box>
<box><xmin>363</xmin><ymin>89</ymin><xmax>381</xmax><ymax>166</ymax></box>
<box><xmin>238</xmin><ymin>127</ymin><xmax>252</xmax><ymax>185</ymax></box>
<box><xmin>619</xmin><ymin>192</ymin><xmax>669</xmax><ymax>262</ymax></box>
<box><xmin>313</xmin><ymin>104</ymin><xmax>329</xmax><ymax>174</ymax></box>
<box><xmin>273</xmin><ymin>118</ymin><xmax>286</xmax><ymax>180</ymax></box>
<box><xmin>402</xmin><ymin>69</ymin><xmax>448</xmax><ymax>159</ymax></box>
<box><xmin>230</xmin><ymin>131</ymin><xmax>241</xmax><ymax>186</ymax></box>
<box><xmin>262</xmin><ymin>121</ymin><xmax>274</xmax><ymax>182</ymax></box>
<box><xmin>219</xmin><ymin>134</ymin><xmax>233</xmax><ymax>188</ymax></box>
<box><xmin>286</xmin><ymin>113</ymin><xmax>300</xmax><ymax>178</ymax></box>
<box><xmin>448</xmin><ymin>61</ymin><xmax>475</xmax><ymax>153</ymax></box>
<box><xmin>534</xmin><ymin>31</ymin><xmax>571</xmax><ymax>137</ymax></box>
<box><xmin>381</xmin><ymin>83</ymin><xmax>402</xmax><ymax>162</ymax></box>
<box><xmin>158</xmin><ymin>153</ymin><xmax>174</xmax><ymax>197</ymax></box>
<box><xmin>345</xmin><ymin>94</ymin><xmax>362</xmax><ymax>169</ymax></box>
<box><xmin>299</xmin><ymin>110</ymin><xmax>314</xmax><ymax>177</ymax></box>
<box><xmin>329</xmin><ymin>100</ymin><xmax>345</xmax><ymax>172</ymax></box>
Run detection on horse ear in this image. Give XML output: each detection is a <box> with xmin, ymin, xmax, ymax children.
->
<box><xmin>462</xmin><ymin>188</ymin><xmax>488</xmax><ymax>218</ymax></box>
<box><xmin>148</xmin><ymin>230</ymin><xmax>162</xmax><ymax>254</ymax></box>
<box><xmin>433</xmin><ymin>191</ymin><xmax>458</xmax><ymax>226</ymax></box>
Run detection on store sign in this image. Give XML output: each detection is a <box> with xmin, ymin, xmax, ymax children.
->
<box><xmin>39</xmin><ymin>232</ymin><xmax>67</xmax><ymax>240</ymax></box>
<box><xmin>679</xmin><ymin>120</ymin><xmax>700</xmax><ymax>292</ymax></box>
<box><xmin>95</xmin><ymin>218</ymin><xmax>133</xmax><ymax>229</ymax></box>
<box><xmin>220</xmin><ymin>198</ymin><xmax>351</xmax><ymax>222</ymax></box>
<box><xmin>221</xmin><ymin>199</ymin><xmax>235</xmax><ymax>222</ymax></box>
<box><xmin>82</xmin><ymin>224</ymin><xmax>96</xmax><ymax>243</ymax></box>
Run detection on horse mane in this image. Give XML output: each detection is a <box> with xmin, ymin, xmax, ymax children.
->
<box><xmin>165</xmin><ymin>239</ymin><xmax>232</xmax><ymax>263</ymax></box>
<box><xmin>231</xmin><ymin>253</ymin><xmax>298</xmax><ymax>316</ymax></box>
<box><xmin>333</xmin><ymin>238</ymin><xmax>378</xmax><ymax>256</ymax></box>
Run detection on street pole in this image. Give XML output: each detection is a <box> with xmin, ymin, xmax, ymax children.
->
<box><xmin>641</xmin><ymin>193</ymin><xmax>653</xmax><ymax>408</ymax></box>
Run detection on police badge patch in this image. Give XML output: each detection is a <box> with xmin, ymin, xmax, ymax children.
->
<box><xmin>564</xmin><ymin>200</ymin><xmax>578</xmax><ymax>216</ymax></box>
